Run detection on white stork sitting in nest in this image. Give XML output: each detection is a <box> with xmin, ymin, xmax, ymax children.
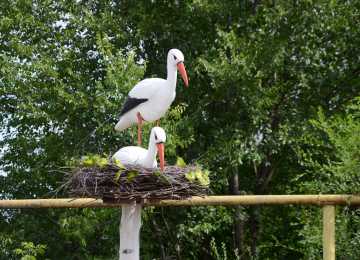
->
<box><xmin>112</xmin><ymin>127</ymin><xmax>166</xmax><ymax>171</ymax></box>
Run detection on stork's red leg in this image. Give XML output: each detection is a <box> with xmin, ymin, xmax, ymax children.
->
<box><xmin>136</xmin><ymin>112</ymin><xmax>143</xmax><ymax>146</ymax></box>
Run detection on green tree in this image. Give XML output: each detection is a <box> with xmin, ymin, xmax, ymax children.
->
<box><xmin>295</xmin><ymin>98</ymin><xmax>360</xmax><ymax>259</ymax></box>
<box><xmin>0</xmin><ymin>1</ymin><xmax>143</xmax><ymax>258</ymax></box>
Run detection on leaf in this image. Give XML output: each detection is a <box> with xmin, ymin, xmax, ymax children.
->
<box><xmin>114</xmin><ymin>170</ymin><xmax>122</xmax><ymax>183</ymax></box>
<box><xmin>126</xmin><ymin>171</ymin><xmax>139</xmax><ymax>182</ymax></box>
<box><xmin>186</xmin><ymin>169</ymin><xmax>210</xmax><ymax>186</ymax></box>
<box><xmin>176</xmin><ymin>157</ymin><xmax>187</xmax><ymax>167</ymax></box>
<box><xmin>113</xmin><ymin>159</ymin><xmax>125</xmax><ymax>169</ymax></box>
<box><xmin>185</xmin><ymin>171</ymin><xmax>196</xmax><ymax>182</ymax></box>
<box><xmin>199</xmin><ymin>170</ymin><xmax>210</xmax><ymax>186</ymax></box>
<box><xmin>81</xmin><ymin>156</ymin><xmax>94</xmax><ymax>167</ymax></box>
<box><xmin>97</xmin><ymin>158</ymin><xmax>108</xmax><ymax>168</ymax></box>
<box><xmin>154</xmin><ymin>170</ymin><xmax>162</xmax><ymax>177</ymax></box>
<box><xmin>92</xmin><ymin>155</ymin><xmax>102</xmax><ymax>165</ymax></box>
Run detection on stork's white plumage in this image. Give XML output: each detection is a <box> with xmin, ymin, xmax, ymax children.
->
<box><xmin>112</xmin><ymin>127</ymin><xmax>166</xmax><ymax>171</ymax></box>
<box><xmin>115</xmin><ymin>49</ymin><xmax>188</xmax><ymax>145</ymax></box>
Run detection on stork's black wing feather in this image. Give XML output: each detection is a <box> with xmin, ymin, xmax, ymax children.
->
<box><xmin>119</xmin><ymin>96</ymin><xmax>148</xmax><ymax>116</ymax></box>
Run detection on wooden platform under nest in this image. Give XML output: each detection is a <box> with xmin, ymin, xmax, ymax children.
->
<box><xmin>63</xmin><ymin>164</ymin><xmax>210</xmax><ymax>203</ymax></box>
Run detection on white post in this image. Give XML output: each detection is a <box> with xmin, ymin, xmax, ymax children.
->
<box><xmin>323</xmin><ymin>205</ymin><xmax>336</xmax><ymax>260</ymax></box>
<box><xmin>119</xmin><ymin>203</ymin><xmax>142</xmax><ymax>260</ymax></box>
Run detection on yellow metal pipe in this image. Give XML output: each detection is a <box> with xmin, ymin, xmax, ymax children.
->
<box><xmin>0</xmin><ymin>195</ymin><xmax>359</xmax><ymax>209</ymax></box>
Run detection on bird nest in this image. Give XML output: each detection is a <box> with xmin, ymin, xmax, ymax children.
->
<box><xmin>63</xmin><ymin>163</ymin><xmax>210</xmax><ymax>203</ymax></box>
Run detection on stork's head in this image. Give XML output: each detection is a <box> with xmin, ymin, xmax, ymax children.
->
<box><xmin>151</xmin><ymin>127</ymin><xmax>166</xmax><ymax>171</ymax></box>
<box><xmin>167</xmin><ymin>49</ymin><xmax>189</xmax><ymax>87</ymax></box>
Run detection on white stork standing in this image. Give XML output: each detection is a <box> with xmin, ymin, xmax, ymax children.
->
<box><xmin>112</xmin><ymin>127</ymin><xmax>167</xmax><ymax>260</ymax></box>
<box><xmin>115</xmin><ymin>48</ymin><xmax>188</xmax><ymax>145</ymax></box>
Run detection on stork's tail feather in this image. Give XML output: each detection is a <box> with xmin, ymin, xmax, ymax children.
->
<box><xmin>115</xmin><ymin>117</ymin><xmax>133</xmax><ymax>132</ymax></box>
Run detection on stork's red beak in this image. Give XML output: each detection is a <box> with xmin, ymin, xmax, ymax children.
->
<box><xmin>156</xmin><ymin>143</ymin><xmax>165</xmax><ymax>171</ymax></box>
<box><xmin>177</xmin><ymin>62</ymin><xmax>189</xmax><ymax>87</ymax></box>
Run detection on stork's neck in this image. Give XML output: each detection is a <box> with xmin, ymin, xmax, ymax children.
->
<box><xmin>166</xmin><ymin>62</ymin><xmax>177</xmax><ymax>91</ymax></box>
<box><xmin>143</xmin><ymin>138</ymin><xmax>157</xmax><ymax>168</ymax></box>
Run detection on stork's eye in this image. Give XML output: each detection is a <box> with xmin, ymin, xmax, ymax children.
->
<box><xmin>173</xmin><ymin>55</ymin><xmax>177</xmax><ymax>60</ymax></box>
<box><xmin>155</xmin><ymin>134</ymin><xmax>158</xmax><ymax>140</ymax></box>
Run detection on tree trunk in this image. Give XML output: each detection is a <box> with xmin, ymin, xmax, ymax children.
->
<box><xmin>119</xmin><ymin>204</ymin><xmax>142</xmax><ymax>260</ymax></box>
<box><xmin>230</xmin><ymin>170</ymin><xmax>245</xmax><ymax>257</ymax></box>
<box><xmin>252</xmin><ymin>0</ymin><xmax>261</xmax><ymax>14</ymax></box>
<box><xmin>160</xmin><ymin>209</ymin><xmax>182</xmax><ymax>259</ymax></box>
<box><xmin>249</xmin><ymin>206</ymin><xmax>259</xmax><ymax>258</ymax></box>
<box><xmin>152</xmin><ymin>218</ymin><xmax>167</xmax><ymax>260</ymax></box>
<box><xmin>249</xmin><ymin>160</ymin><xmax>274</xmax><ymax>259</ymax></box>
